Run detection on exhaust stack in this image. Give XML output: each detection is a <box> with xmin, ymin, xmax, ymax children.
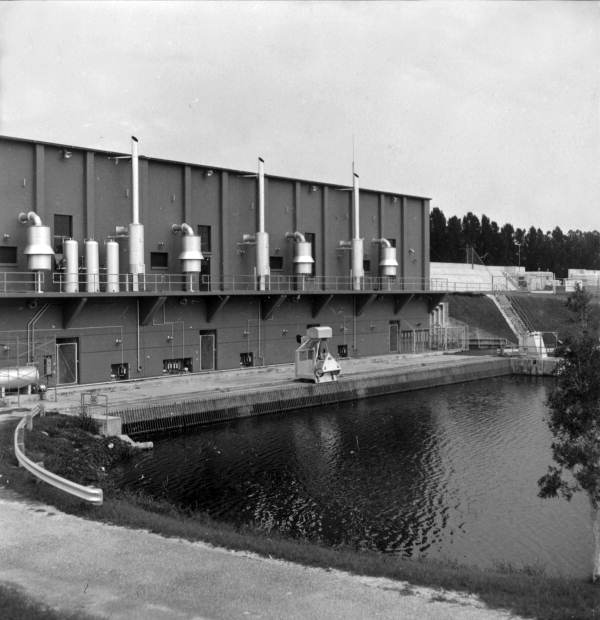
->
<box><xmin>18</xmin><ymin>211</ymin><xmax>54</xmax><ymax>293</ymax></box>
<box><xmin>372</xmin><ymin>238</ymin><xmax>398</xmax><ymax>277</ymax></box>
<box><xmin>240</xmin><ymin>157</ymin><xmax>270</xmax><ymax>290</ymax></box>
<box><xmin>351</xmin><ymin>171</ymin><xmax>363</xmax><ymax>290</ymax></box>
<box><xmin>172</xmin><ymin>223</ymin><xmax>204</xmax><ymax>291</ymax></box>
<box><xmin>128</xmin><ymin>136</ymin><xmax>145</xmax><ymax>291</ymax></box>
<box><xmin>285</xmin><ymin>232</ymin><xmax>314</xmax><ymax>275</ymax></box>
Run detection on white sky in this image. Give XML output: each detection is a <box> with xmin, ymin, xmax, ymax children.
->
<box><xmin>1</xmin><ymin>1</ymin><xmax>598</xmax><ymax>233</ymax></box>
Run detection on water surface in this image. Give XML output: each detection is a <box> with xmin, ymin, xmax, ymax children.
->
<box><xmin>119</xmin><ymin>376</ymin><xmax>591</xmax><ymax>577</ymax></box>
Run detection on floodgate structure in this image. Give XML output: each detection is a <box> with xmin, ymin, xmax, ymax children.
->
<box><xmin>0</xmin><ymin>135</ymin><xmax>462</xmax><ymax>393</ymax></box>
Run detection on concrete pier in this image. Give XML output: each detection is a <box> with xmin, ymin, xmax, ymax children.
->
<box><xmin>1</xmin><ymin>353</ymin><xmax>555</xmax><ymax>437</ymax></box>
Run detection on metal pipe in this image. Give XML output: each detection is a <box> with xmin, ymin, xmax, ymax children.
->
<box><xmin>372</xmin><ymin>237</ymin><xmax>392</xmax><ymax>248</ymax></box>
<box><xmin>258</xmin><ymin>157</ymin><xmax>265</xmax><ymax>233</ymax></box>
<box><xmin>352</xmin><ymin>172</ymin><xmax>360</xmax><ymax>241</ymax></box>
<box><xmin>171</xmin><ymin>223</ymin><xmax>194</xmax><ymax>236</ymax></box>
<box><xmin>285</xmin><ymin>231</ymin><xmax>307</xmax><ymax>243</ymax></box>
<box><xmin>256</xmin><ymin>157</ymin><xmax>269</xmax><ymax>290</ymax></box>
<box><xmin>18</xmin><ymin>211</ymin><xmax>43</xmax><ymax>227</ymax></box>
<box><xmin>131</xmin><ymin>136</ymin><xmax>139</xmax><ymax>225</ymax></box>
<box><xmin>351</xmin><ymin>171</ymin><xmax>363</xmax><ymax>290</ymax></box>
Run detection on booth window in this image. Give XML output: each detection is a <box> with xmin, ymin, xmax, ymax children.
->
<box><xmin>269</xmin><ymin>256</ymin><xmax>283</xmax><ymax>270</ymax></box>
<box><xmin>0</xmin><ymin>246</ymin><xmax>17</xmax><ymax>265</ymax></box>
<box><xmin>150</xmin><ymin>252</ymin><xmax>169</xmax><ymax>269</ymax></box>
<box><xmin>197</xmin><ymin>225</ymin><xmax>212</xmax><ymax>253</ymax></box>
<box><xmin>53</xmin><ymin>214</ymin><xmax>72</xmax><ymax>253</ymax></box>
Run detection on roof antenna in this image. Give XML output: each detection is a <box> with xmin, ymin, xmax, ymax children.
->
<box><xmin>352</xmin><ymin>134</ymin><xmax>356</xmax><ymax>175</ymax></box>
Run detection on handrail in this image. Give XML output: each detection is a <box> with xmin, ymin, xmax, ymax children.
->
<box><xmin>13</xmin><ymin>407</ymin><xmax>103</xmax><ymax>505</ymax></box>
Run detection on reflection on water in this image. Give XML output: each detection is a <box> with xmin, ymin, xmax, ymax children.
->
<box><xmin>119</xmin><ymin>376</ymin><xmax>591</xmax><ymax>577</ymax></box>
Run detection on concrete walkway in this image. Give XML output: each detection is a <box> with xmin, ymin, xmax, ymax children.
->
<box><xmin>3</xmin><ymin>352</ymin><xmax>497</xmax><ymax>416</ymax></box>
<box><xmin>0</xmin><ymin>492</ymin><xmax>526</xmax><ymax>620</ymax></box>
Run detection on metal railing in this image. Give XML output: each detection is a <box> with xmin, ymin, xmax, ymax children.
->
<box><xmin>0</xmin><ymin>271</ymin><xmax>42</xmax><ymax>293</ymax></box>
<box><xmin>0</xmin><ymin>268</ymin><xmax>528</xmax><ymax>295</ymax></box>
<box><xmin>13</xmin><ymin>406</ymin><xmax>103</xmax><ymax>505</ymax></box>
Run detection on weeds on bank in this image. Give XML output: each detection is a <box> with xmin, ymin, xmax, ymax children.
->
<box><xmin>0</xmin><ymin>416</ymin><xmax>598</xmax><ymax>620</ymax></box>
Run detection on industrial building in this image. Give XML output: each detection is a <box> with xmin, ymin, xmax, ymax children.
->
<box><xmin>0</xmin><ymin>135</ymin><xmax>444</xmax><ymax>389</ymax></box>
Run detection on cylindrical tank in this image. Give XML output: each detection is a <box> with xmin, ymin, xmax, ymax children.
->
<box><xmin>24</xmin><ymin>225</ymin><xmax>54</xmax><ymax>272</ymax></box>
<box><xmin>85</xmin><ymin>239</ymin><xmax>100</xmax><ymax>293</ymax></box>
<box><xmin>105</xmin><ymin>240</ymin><xmax>120</xmax><ymax>293</ymax></box>
<box><xmin>0</xmin><ymin>366</ymin><xmax>39</xmax><ymax>388</ymax></box>
<box><xmin>379</xmin><ymin>246</ymin><xmax>398</xmax><ymax>277</ymax></box>
<box><xmin>293</xmin><ymin>241</ymin><xmax>314</xmax><ymax>275</ymax></box>
<box><xmin>128</xmin><ymin>223</ymin><xmax>145</xmax><ymax>274</ymax></box>
<box><xmin>179</xmin><ymin>234</ymin><xmax>203</xmax><ymax>273</ymax></box>
<box><xmin>255</xmin><ymin>231</ymin><xmax>269</xmax><ymax>290</ymax></box>
<box><xmin>351</xmin><ymin>238</ymin><xmax>364</xmax><ymax>290</ymax></box>
<box><xmin>63</xmin><ymin>239</ymin><xmax>79</xmax><ymax>293</ymax></box>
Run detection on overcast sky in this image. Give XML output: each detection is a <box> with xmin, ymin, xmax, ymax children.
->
<box><xmin>1</xmin><ymin>1</ymin><xmax>598</xmax><ymax>233</ymax></box>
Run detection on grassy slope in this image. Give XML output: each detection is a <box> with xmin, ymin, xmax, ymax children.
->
<box><xmin>1</xmin><ymin>415</ymin><xmax>598</xmax><ymax>620</ymax></box>
<box><xmin>447</xmin><ymin>294</ymin><xmax>516</xmax><ymax>342</ymax></box>
<box><xmin>448</xmin><ymin>292</ymin><xmax>596</xmax><ymax>344</ymax></box>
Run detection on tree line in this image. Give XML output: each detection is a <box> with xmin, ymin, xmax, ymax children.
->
<box><xmin>430</xmin><ymin>208</ymin><xmax>600</xmax><ymax>278</ymax></box>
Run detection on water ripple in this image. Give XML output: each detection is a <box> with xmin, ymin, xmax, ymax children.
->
<box><xmin>118</xmin><ymin>376</ymin><xmax>591</xmax><ymax>577</ymax></box>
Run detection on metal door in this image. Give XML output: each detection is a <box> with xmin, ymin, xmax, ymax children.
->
<box><xmin>56</xmin><ymin>341</ymin><xmax>78</xmax><ymax>385</ymax></box>
<box><xmin>200</xmin><ymin>332</ymin><xmax>215</xmax><ymax>370</ymax></box>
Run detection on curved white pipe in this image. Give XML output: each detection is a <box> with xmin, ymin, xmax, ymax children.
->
<box><xmin>18</xmin><ymin>211</ymin><xmax>43</xmax><ymax>227</ymax></box>
<box><xmin>372</xmin><ymin>238</ymin><xmax>393</xmax><ymax>248</ymax></box>
<box><xmin>285</xmin><ymin>231</ymin><xmax>307</xmax><ymax>243</ymax></box>
<box><xmin>171</xmin><ymin>223</ymin><xmax>194</xmax><ymax>236</ymax></box>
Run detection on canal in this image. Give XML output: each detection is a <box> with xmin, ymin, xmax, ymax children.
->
<box><xmin>118</xmin><ymin>375</ymin><xmax>591</xmax><ymax>577</ymax></box>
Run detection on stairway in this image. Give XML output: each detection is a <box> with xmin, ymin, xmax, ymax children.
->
<box><xmin>489</xmin><ymin>293</ymin><xmax>534</xmax><ymax>341</ymax></box>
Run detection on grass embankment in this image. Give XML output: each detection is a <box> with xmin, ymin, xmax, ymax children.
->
<box><xmin>1</xmin><ymin>413</ymin><xmax>598</xmax><ymax>620</ymax></box>
<box><xmin>448</xmin><ymin>294</ymin><xmax>516</xmax><ymax>343</ymax></box>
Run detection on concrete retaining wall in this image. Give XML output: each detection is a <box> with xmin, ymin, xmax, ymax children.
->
<box><xmin>120</xmin><ymin>357</ymin><xmax>515</xmax><ymax>436</ymax></box>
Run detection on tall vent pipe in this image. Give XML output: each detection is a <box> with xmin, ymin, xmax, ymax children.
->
<box><xmin>351</xmin><ymin>171</ymin><xmax>364</xmax><ymax>291</ymax></box>
<box><xmin>239</xmin><ymin>157</ymin><xmax>270</xmax><ymax>291</ymax></box>
<box><xmin>128</xmin><ymin>136</ymin><xmax>145</xmax><ymax>291</ymax></box>
<box><xmin>255</xmin><ymin>157</ymin><xmax>269</xmax><ymax>291</ymax></box>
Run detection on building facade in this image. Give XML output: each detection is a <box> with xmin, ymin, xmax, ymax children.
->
<box><xmin>0</xmin><ymin>135</ymin><xmax>442</xmax><ymax>387</ymax></box>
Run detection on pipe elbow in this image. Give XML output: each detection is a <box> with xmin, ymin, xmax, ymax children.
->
<box><xmin>18</xmin><ymin>211</ymin><xmax>42</xmax><ymax>226</ymax></box>
<box><xmin>286</xmin><ymin>231</ymin><xmax>306</xmax><ymax>243</ymax></box>
<box><xmin>372</xmin><ymin>238</ymin><xmax>392</xmax><ymax>248</ymax></box>
<box><xmin>172</xmin><ymin>223</ymin><xmax>194</xmax><ymax>236</ymax></box>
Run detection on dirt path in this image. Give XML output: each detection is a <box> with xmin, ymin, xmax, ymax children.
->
<box><xmin>0</xmin><ymin>493</ymin><xmax>526</xmax><ymax>620</ymax></box>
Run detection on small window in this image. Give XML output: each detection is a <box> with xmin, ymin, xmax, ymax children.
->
<box><xmin>338</xmin><ymin>344</ymin><xmax>348</xmax><ymax>358</ymax></box>
<box><xmin>240</xmin><ymin>352</ymin><xmax>254</xmax><ymax>367</ymax></box>
<box><xmin>163</xmin><ymin>358</ymin><xmax>193</xmax><ymax>374</ymax></box>
<box><xmin>54</xmin><ymin>214</ymin><xmax>73</xmax><ymax>253</ymax></box>
<box><xmin>110</xmin><ymin>363</ymin><xmax>129</xmax><ymax>381</ymax></box>
<box><xmin>0</xmin><ymin>246</ymin><xmax>17</xmax><ymax>264</ymax></box>
<box><xmin>197</xmin><ymin>225</ymin><xmax>212</xmax><ymax>253</ymax></box>
<box><xmin>269</xmin><ymin>256</ymin><xmax>283</xmax><ymax>270</ymax></box>
<box><xmin>363</xmin><ymin>259</ymin><xmax>371</xmax><ymax>273</ymax></box>
<box><xmin>150</xmin><ymin>252</ymin><xmax>168</xmax><ymax>269</ymax></box>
